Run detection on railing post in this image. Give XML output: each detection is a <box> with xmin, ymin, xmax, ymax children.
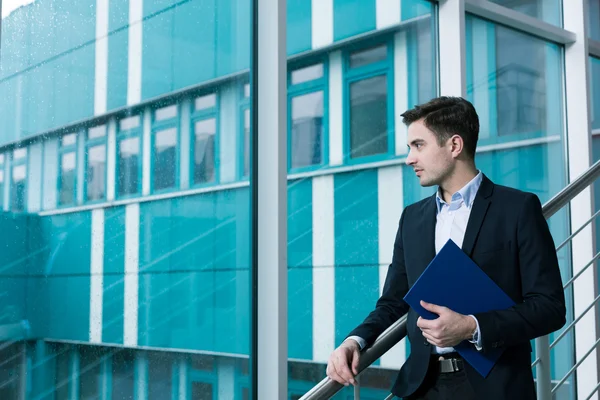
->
<box><xmin>353</xmin><ymin>376</ymin><xmax>360</xmax><ymax>400</ymax></box>
<box><xmin>536</xmin><ymin>335</ymin><xmax>553</xmax><ymax>400</ymax></box>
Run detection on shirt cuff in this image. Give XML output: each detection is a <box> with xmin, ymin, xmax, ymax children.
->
<box><xmin>468</xmin><ymin>315</ymin><xmax>483</xmax><ymax>351</ymax></box>
<box><xmin>344</xmin><ymin>336</ymin><xmax>367</xmax><ymax>351</ymax></box>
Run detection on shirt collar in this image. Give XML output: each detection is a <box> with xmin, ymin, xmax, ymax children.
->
<box><xmin>435</xmin><ymin>171</ymin><xmax>483</xmax><ymax>213</ymax></box>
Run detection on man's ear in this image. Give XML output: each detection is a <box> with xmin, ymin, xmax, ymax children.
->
<box><xmin>450</xmin><ymin>134</ymin><xmax>464</xmax><ymax>157</ymax></box>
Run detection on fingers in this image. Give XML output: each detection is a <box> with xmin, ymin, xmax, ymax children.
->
<box><xmin>351</xmin><ymin>349</ymin><xmax>360</xmax><ymax>375</ymax></box>
<box><xmin>420</xmin><ymin>300</ymin><xmax>447</xmax><ymax>315</ymax></box>
<box><xmin>336</xmin><ymin>354</ymin><xmax>356</xmax><ymax>385</ymax></box>
<box><xmin>422</xmin><ymin>330</ymin><xmax>440</xmax><ymax>347</ymax></box>
<box><xmin>326</xmin><ymin>349</ymin><xmax>356</xmax><ymax>386</ymax></box>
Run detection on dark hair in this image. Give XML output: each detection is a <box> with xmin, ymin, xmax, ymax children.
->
<box><xmin>401</xmin><ymin>96</ymin><xmax>479</xmax><ymax>159</ymax></box>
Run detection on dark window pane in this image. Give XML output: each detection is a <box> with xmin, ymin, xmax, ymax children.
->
<box><xmin>79</xmin><ymin>347</ymin><xmax>104</xmax><ymax>400</ymax></box>
<box><xmin>54</xmin><ymin>349</ymin><xmax>70</xmax><ymax>400</ymax></box>
<box><xmin>191</xmin><ymin>354</ymin><xmax>215</xmax><ymax>371</ymax></box>
<box><xmin>147</xmin><ymin>354</ymin><xmax>172</xmax><ymax>400</ymax></box>
<box><xmin>0</xmin><ymin>344</ymin><xmax>23</xmax><ymax>400</ymax></box>
<box><xmin>349</xmin><ymin>75</ymin><xmax>388</xmax><ymax>158</ymax></box>
<box><xmin>193</xmin><ymin>119</ymin><xmax>216</xmax><ymax>185</ymax></box>
<box><xmin>111</xmin><ymin>350</ymin><xmax>135</xmax><ymax>400</ymax></box>
<box><xmin>153</xmin><ymin>128</ymin><xmax>177</xmax><ymax>191</ymax></box>
<box><xmin>349</xmin><ymin>45</ymin><xmax>387</xmax><ymax>68</ymax></box>
<box><xmin>86</xmin><ymin>145</ymin><xmax>106</xmax><ymax>201</ymax></box>
<box><xmin>244</xmin><ymin>108</ymin><xmax>250</xmax><ymax>177</ymax></box>
<box><xmin>495</xmin><ymin>26</ymin><xmax>547</xmax><ymax>136</ymax></box>
<box><xmin>59</xmin><ymin>152</ymin><xmax>76</xmax><ymax>206</ymax></box>
<box><xmin>291</xmin><ymin>91</ymin><xmax>323</xmax><ymax>169</ymax></box>
<box><xmin>291</xmin><ymin>64</ymin><xmax>323</xmax><ymax>85</ymax></box>
<box><xmin>11</xmin><ymin>165</ymin><xmax>26</xmax><ymax>212</ymax></box>
<box><xmin>191</xmin><ymin>382</ymin><xmax>213</xmax><ymax>400</ymax></box>
<box><xmin>118</xmin><ymin>137</ymin><xmax>140</xmax><ymax>197</ymax></box>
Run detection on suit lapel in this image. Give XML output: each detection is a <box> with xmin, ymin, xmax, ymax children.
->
<box><xmin>461</xmin><ymin>174</ymin><xmax>494</xmax><ymax>256</ymax></box>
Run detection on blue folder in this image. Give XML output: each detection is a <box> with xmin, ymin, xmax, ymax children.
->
<box><xmin>403</xmin><ymin>239</ymin><xmax>515</xmax><ymax>377</ymax></box>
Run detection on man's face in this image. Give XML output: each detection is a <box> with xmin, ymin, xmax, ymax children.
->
<box><xmin>405</xmin><ymin>119</ymin><xmax>454</xmax><ymax>187</ymax></box>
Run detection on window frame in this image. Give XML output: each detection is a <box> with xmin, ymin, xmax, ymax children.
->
<box><xmin>84</xmin><ymin>125</ymin><xmax>108</xmax><ymax>204</ymax></box>
<box><xmin>239</xmin><ymin>82</ymin><xmax>251</xmax><ymax>180</ymax></box>
<box><xmin>287</xmin><ymin>59</ymin><xmax>329</xmax><ymax>173</ymax></box>
<box><xmin>57</xmin><ymin>132</ymin><xmax>79</xmax><ymax>208</ymax></box>
<box><xmin>190</xmin><ymin>92</ymin><xmax>220</xmax><ymax>188</ymax></box>
<box><xmin>150</xmin><ymin>103</ymin><xmax>181</xmax><ymax>195</ymax></box>
<box><xmin>10</xmin><ymin>147</ymin><xmax>28</xmax><ymax>213</ymax></box>
<box><xmin>115</xmin><ymin>115</ymin><xmax>143</xmax><ymax>199</ymax></box>
<box><xmin>342</xmin><ymin>38</ymin><xmax>396</xmax><ymax>165</ymax></box>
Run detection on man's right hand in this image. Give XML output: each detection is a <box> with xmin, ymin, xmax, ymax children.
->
<box><xmin>326</xmin><ymin>339</ymin><xmax>360</xmax><ymax>386</ymax></box>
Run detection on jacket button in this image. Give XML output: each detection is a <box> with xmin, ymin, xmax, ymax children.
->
<box><xmin>424</xmin><ymin>341</ymin><xmax>429</xmax><ymax>346</ymax></box>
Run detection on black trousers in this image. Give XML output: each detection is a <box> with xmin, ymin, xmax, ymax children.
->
<box><xmin>404</xmin><ymin>356</ymin><xmax>477</xmax><ymax>400</ymax></box>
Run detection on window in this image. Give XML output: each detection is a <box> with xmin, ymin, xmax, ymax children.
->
<box><xmin>58</xmin><ymin>133</ymin><xmax>78</xmax><ymax>206</ymax></box>
<box><xmin>345</xmin><ymin>43</ymin><xmax>392</xmax><ymax>161</ymax></box>
<box><xmin>240</xmin><ymin>86</ymin><xmax>250</xmax><ymax>178</ymax></box>
<box><xmin>288</xmin><ymin>62</ymin><xmax>327</xmax><ymax>171</ymax></box>
<box><xmin>117</xmin><ymin>115</ymin><xmax>142</xmax><ymax>197</ymax></box>
<box><xmin>85</xmin><ymin>125</ymin><xmax>107</xmax><ymax>202</ymax></box>
<box><xmin>11</xmin><ymin>148</ymin><xmax>27</xmax><ymax>212</ymax></box>
<box><xmin>192</xmin><ymin>94</ymin><xmax>218</xmax><ymax>186</ymax></box>
<box><xmin>152</xmin><ymin>105</ymin><xmax>179</xmax><ymax>192</ymax></box>
<box><xmin>489</xmin><ymin>0</ymin><xmax>561</xmax><ymax>26</ymax></box>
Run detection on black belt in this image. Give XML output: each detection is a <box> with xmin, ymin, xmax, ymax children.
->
<box><xmin>432</xmin><ymin>353</ymin><xmax>464</xmax><ymax>373</ymax></box>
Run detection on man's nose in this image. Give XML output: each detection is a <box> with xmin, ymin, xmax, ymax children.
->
<box><xmin>406</xmin><ymin>151</ymin><xmax>416</xmax><ymax>166</ymax></box>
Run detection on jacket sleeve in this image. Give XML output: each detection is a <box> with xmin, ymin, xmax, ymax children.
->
<box><xmin>474</xmin><ymin>193</ymin><xmax>566</xmax><ymax>352</ymax></box>
<box><xmin>345</xmin><ymin>208</ymin><xmax>411</xmax><ymax>347</ymax></box>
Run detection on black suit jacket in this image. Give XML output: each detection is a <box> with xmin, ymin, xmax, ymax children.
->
<box><xmin>347</xmin><ymin>175</ymin><xmax>566</xmax><ymax>399</ymax></box>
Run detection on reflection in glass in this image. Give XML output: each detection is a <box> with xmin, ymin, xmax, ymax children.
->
<box><xmin>155</xmin><ymin>104</ymin><xmax>178</xmax><ymax>121</ymax></box>
<box><xmin>119</xmin><ymin>116</ymin><xmax>141</xmax><ymax>131</ymax></box>
<box><xmin>118</xmin><ymin>137</ymin><xmax>140</xmax><ymax>197</ymax></box>
<box><xmin>349</xmin><ymin>45</ymin><xmax>387</xmax><ymax>68</ymax></box>
<box><xmin>11</xmin><ymin>164</ymin><xmax>26</xmax><ymax>212</ymax></box>
<box><xmin>153</xmin><ymin>128</ymin><xmax>177</xmax><ymax>191</ymax></box>
<box><xmin>54</xmin><ymin>348</ymin><xmax>70</xmax><ymax>400</ymax></box>
<box><xmin>192</xmin><ymin>382</ymin><xmax>214</xmax><ymax>399</ymax></box>
<box><xmin>291</xmin><ymin>64</ymin><xmax>324</xmax><ymax>84</ymax></box>
<box><xmin>59</xmin><ymin>152</ymin><xmax>77</xmax><ymax>206</ymax></box>
<box><xmin>291</xmin><ymin>91</ymin><xmax>323</xmax><ymax>168</ymax></box>
<box><xmin>111</xmin><ymin>351</ymin><xmax>135</xmax><ymax>400</ymax></box>
<box><xmin>148</xmin><ymin>353</ymin><xmax>172</xmax><ymax>400</ymax></box>
<box><xmin>194</xmin><ymin>119</ymin><xmax>216</xmax><ymax>184</ymax></box>
<box><xmin>489</xmin><ymin>0</ymin><xmax>561</xmax><ymax>26</ymax></box>
<box><xmin>86</xmin><ymin>145</ymin><xmax>106</xmax><ymax>201</ymax></box>
<box><xmin>79</xmin><ymin>347</ymin><xmax>103</xmax><ymax>400</ymax></box>
<box><xmin>244</xmin><ymin>108</ymin><xmax>250</xmax><ymax>177</ymax></box>
<box><xmin>61</xmin><ymin>133</ymin><xmax>77</xmax><ymax>147</ymax></box>
<box><xmin>195</xmin><ymin>94</ymin><xmax>217</xmax><ymax>111</ymax></box>
<box><xmin>349</xmin><ymin>75</ymin><xmax>388</xmax><ymax>158</ymax></box>
<box><xmin>88</xmin><ymin>125</ymin><xmax>106</xmax><ymax>139</ymax></box>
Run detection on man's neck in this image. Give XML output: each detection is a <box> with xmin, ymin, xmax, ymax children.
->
<box><xmin>439</xmin><ymin>166</ymin><xmax>478</xmax><ymax>203</ymax></box>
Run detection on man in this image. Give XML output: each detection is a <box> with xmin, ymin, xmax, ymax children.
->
<box><xmin>326</xmin><ymin>96</ymin><xmax>566</xmax><ymax>399</ymax></box>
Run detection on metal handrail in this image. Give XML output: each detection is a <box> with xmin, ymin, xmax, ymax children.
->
<box><xmin>300</xmin><ymin>159</ymin><xmax>600</xmax><ymax>400</ymax></box>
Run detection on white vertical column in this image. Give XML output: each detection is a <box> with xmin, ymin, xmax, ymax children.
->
<box><xmin>219</xmin><ymin>84</ymin><xmax>239</xmax><ymax>183</ymax></box>
<box><xmin>3</xmin><ymin>155</ymin><xmax>10</xmax><ymax>211</ymax></box>
<box><xmin>394</xmin><ymin>31</ymin><xmax>409</xmax><ymax>155</ymax></box>
<box><xmin>438</xmin><ymin>0</ymin><xmax>466</xmax><ymax>97</ymax></box>
<box><xmin>27</xmin><ymin>143</ymin><xmax>43</xmax><ymax>213</ymax></box>
<box><xmin>94</xmin><ymin>0</ymin><xmax>109</xmax><ymax>115</ymax></box>
<box><xmin>107</xmin><ymin>118</ymin><xmax>117</xmax><ymax>201</ymax></box>
<box><xmin>376</xmin><ymin>0</ymin><xmax>401</xmax><ymax>29</ymax></box>
<box><xmin>42</xmin><ymin>139</ymin><xmax>59</xmax><ymax>210</ymax></box>
<box><xmin>564</xmin><ymin>1</ymin><xmax>598</xmax><ymax>399</ymax></box>
<box><xmin>257</xmin><ymin>0</ymin><xmax>287</xmax><ymax>397</ymax></box>
<box><xmin>127</xmin><ymin>0</ymin><xmax>143</xmax><ymax>106</ymax></box>
<box><xmin>124</xmin><ymin>203</ymin><xmax>140</xmax><ymax>347</ymax></box>
<box><xmin>312</xmin><ymin>175</ymin><xmax>335</xmax><ymax>362</ymax></box>
<box><xmin>471</xmin><ymin>18</ymin><xmax>491</xmax><ymax>139</ymax></box>
<box><xmin>329</xmin><ymin>51</ymin><xmax>344</xmax><ymax>166</ymax></box>
<box><xmin>217</xmin><ymin>358</ymin><xmax>236</xmax><ymax>399</ymax></box>
<box><xmin>311</xmin><ymin>0</ymin><xmax>333</xmax><ymax>49</ymax></box>
<box><xmin>377</xmin><ymin>166</ymin><xmax>405</xmax><ymax>369</ymax></box>
<box><xmin>90</xmin><ymin>209</ymin><xmax>105</xmax><ymax>344</ymax></box>
<box><xmin>77</xmin><ymin>130</ymin><xmax>85</xmax><ymax>204</ymax></box>
<box><xmin>180</xmin><ymin>99</ymin><xmax>191</xmax><ymax>190</ymax></box>
<box><xmin>142</xmin><ymin>108</ymin><xmax>151</xmax><ymax>195</ymax></box>
<box><xmin>178</xmin><ymin>358</ymin><xmax>188</xmax><ymax>400</ymax></box>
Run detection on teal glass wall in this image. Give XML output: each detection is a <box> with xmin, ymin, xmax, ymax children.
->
<box><xmin>465</xmin><ymin>15</ymin><xmax>574</xmax><ymax>398</ymax></box>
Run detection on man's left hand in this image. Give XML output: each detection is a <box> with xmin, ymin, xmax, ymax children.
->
<box><xmin>417</xmin><ymin>300</ymin><xmax>476</xmax><ymax>348</ymax></box>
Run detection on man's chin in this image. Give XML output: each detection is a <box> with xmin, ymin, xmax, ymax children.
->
<box><xmin>418</xmin><ymin>177</ymin><xmax>435</xmax><ymax>187</ymax></box>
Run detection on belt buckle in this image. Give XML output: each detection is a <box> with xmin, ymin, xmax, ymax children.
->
<box><xmin>439</xmin><ymin>357</ymin><xmax>462</xmax><ymax>373</ymax></box>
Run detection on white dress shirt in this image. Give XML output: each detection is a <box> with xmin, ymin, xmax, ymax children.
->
<box><xmin>346</xmin><ymin>172</ymin><xmax>484</xmax><ymax>353</ymax></box>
